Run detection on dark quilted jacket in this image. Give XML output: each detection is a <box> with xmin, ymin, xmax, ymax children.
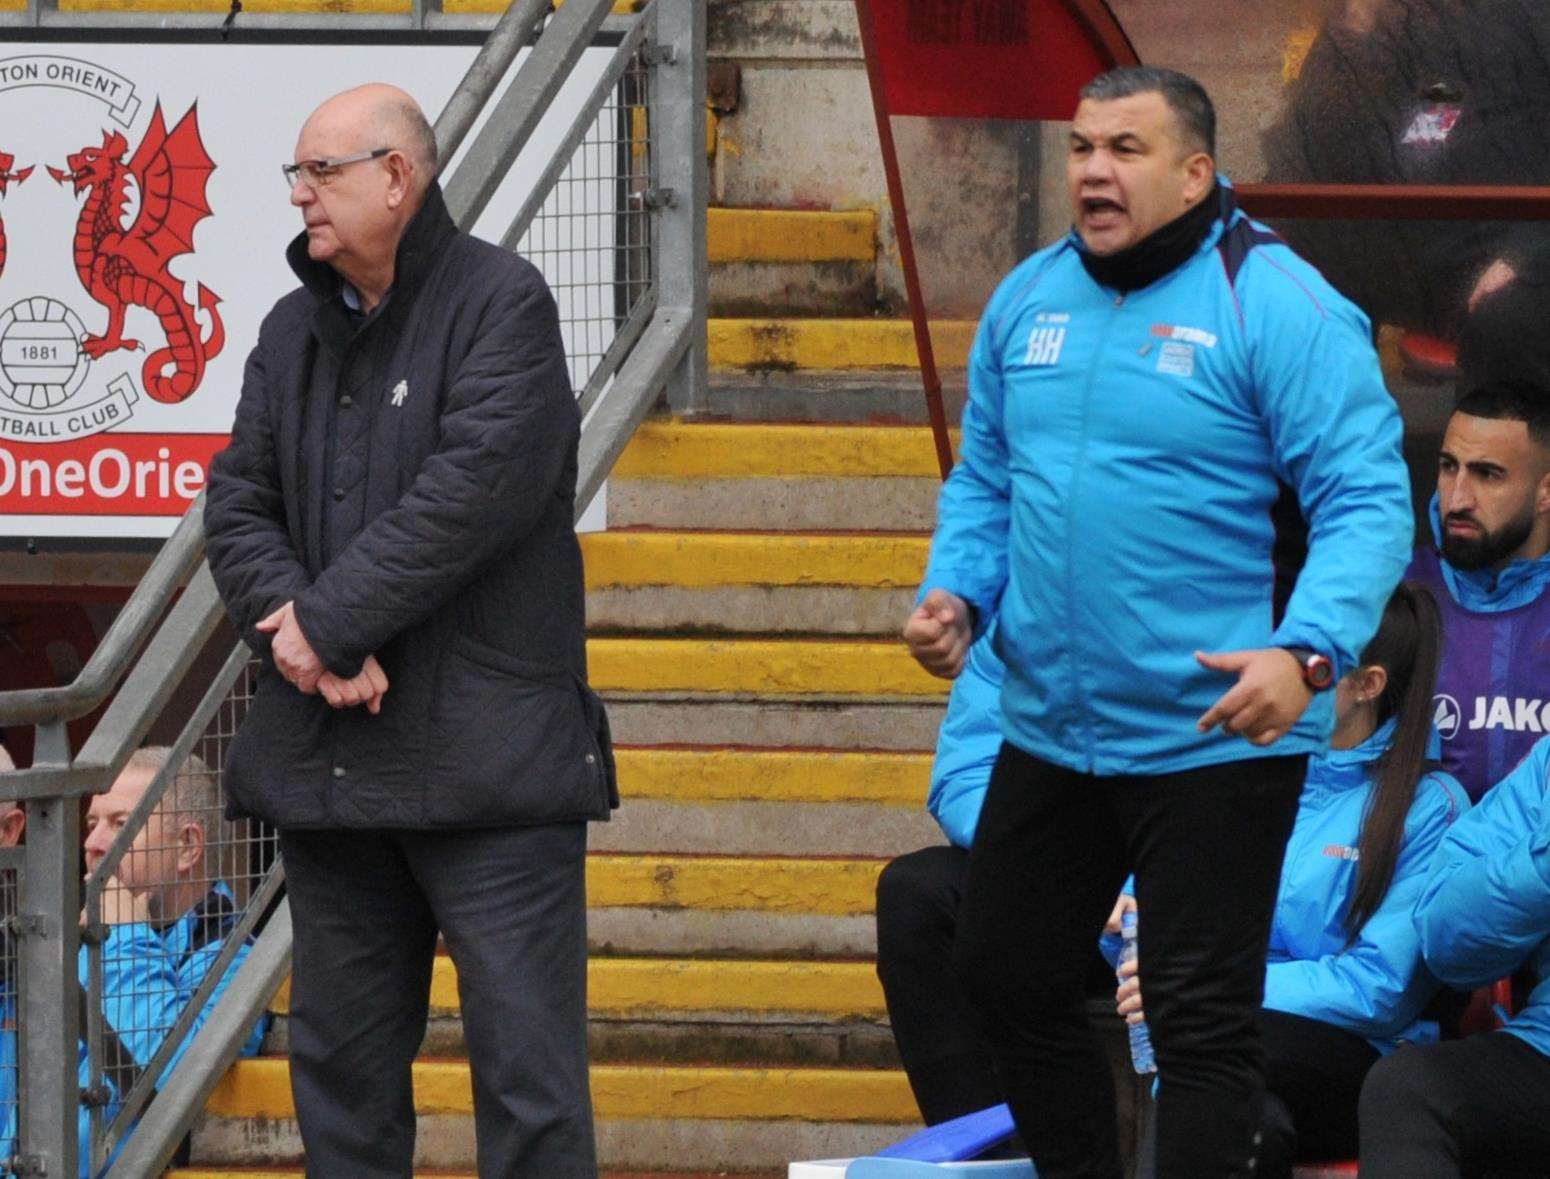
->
<box><xmin>204</xmin><ymin>184</ymin><xmax>616</xmax><ymax>830</ymax></box>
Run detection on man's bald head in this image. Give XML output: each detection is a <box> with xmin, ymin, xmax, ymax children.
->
<box><xmin>0</xmin><ymin>743</ymin><xmax>19</xmax><ymax>848</ymax></box>
<box><xmin>290</xmin><ymin>83</ymin><xmax>440</xmax><ymax>304</ymax></box>
<box><xmin>302</xmin><ymin>83</ymin><xmax>438</xmax><ymax>189</ymax></box>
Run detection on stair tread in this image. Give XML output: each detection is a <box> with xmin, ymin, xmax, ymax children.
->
<box><xmin>588</xmin><ymin>637</ymin><xmax>946</xmax><ymax>697</ymax></box>
<box><xmin>207</xmin><ymin>1059</ymin><xmax>918</xmax><ymax>1122</ymax></box>
<box><xmin>582</xmin><ymin>529</ymin><xmax>930</xmax><ymax>589</ymax></box>
<box><xmin>614</xmin><ymin>419</ymin><xmax>957</xmax><ymax>480</ymax></box>
<box><xmin>272</xmin><ymin>955</ymin><xmax>887</xmax><ymax>1018</ymax></box>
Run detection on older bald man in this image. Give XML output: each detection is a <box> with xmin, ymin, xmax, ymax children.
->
<box><xmin>205</xmin><ymin>85</ymin><xmax>614</xmax><ymax>1177</ymax></box>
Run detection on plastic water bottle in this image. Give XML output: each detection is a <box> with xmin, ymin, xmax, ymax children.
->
<box><xmin>1119</xmin><ymin>910</ymin><xmax>1156</xmax><ymax>1075</ymax></box>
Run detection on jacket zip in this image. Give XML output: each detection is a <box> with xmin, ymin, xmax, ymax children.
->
<box><xmin>1065</xmin><ymin>291</ymin><xmax>1125</xmax><ymax>771</ymax></box>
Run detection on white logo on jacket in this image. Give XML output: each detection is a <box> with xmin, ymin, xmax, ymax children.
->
<box><xmin>390</xmin><ymin>380</ymin><xmax>408</xmax><ymax>407</ymax></box>
<box><xmin>1025</xmin><ymin>326</ymin><xmax>1066</xmax><ymax>366</ymax></box>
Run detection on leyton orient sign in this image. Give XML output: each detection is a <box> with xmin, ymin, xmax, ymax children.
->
<box><xmin>0</xmin><ymin>39</ymin><xmax>608</xmax><ymax>538</ymax></box>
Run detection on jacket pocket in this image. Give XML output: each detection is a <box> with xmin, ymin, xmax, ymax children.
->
<box><xmin>426</xmin><ymin>636</ymin><xmax>611</xmax><ymax>825</ymax></box>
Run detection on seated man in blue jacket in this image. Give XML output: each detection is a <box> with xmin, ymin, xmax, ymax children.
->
<box><xmin>1358</xmin><ymin>735</ymin><xmax>1550</xmax><ymax>1177</ymax></box>
<box><xmin>1406</xmin><ymin>295</ymin><xmax>1550</xmax><ymax>802</ymax></box>
<box><xmin>0</xmin><ymin>747</ymin><xmax>267</xmax><ymax>1177</ymax></box>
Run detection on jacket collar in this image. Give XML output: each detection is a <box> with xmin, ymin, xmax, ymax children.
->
<box><xmin>1427</xmin><ymin>493</ymin><xmax>1550</xmax><ymax>612</ymax></box>
<box><xmin>1307</xmin><ymin>717</ymin><xmax>1397</xmax><ymax>791</ymax></box>
<box><xmin>1068</xmin><ymin>178</ymin><xmax>1235</xmax><ymax>293</ymax></box>
<box><xmin>285</xmin><ymin>180</ymin><xmax>457</xmax><ymax>310</ymax></box>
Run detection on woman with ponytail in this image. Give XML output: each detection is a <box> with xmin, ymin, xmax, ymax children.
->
<box><xmin>1114</xmin><ymin>581</ymin><xmax>1471</xmax><ymax>1176</ymax></box>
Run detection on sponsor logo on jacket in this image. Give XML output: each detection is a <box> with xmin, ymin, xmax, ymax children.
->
<box><xmin>1323</xmin><ymin>844</ymin><xmax>1360</xmax><ymax>861</ymax></box>
<box><xmin>1025</xmin><ymin>313</ymin><xmax>1068</xmax><ymax>366</ymax></box>
<box><xmin>1435</xmin><ymin>692</ymin><xmax>1550</xmax><ymax>740</ymax></box>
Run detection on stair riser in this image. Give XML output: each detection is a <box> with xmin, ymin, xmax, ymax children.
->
<box><xmin>607</xmin><ymin>477</ymin><xmax>940</xmax><ymax>531</ymax></box>
<box><xmin>699</xmin><ymin>372</ymin><xmax>967</xmax><ymax>424</ymax></box>
<box><xmin>264</xmin><ymin>1014</ymin><xmax>899</xmax><ymax>1068</ymax></box>
<box><xmin>603</xmin><ymin>698</ymin><xmax>946</xmax><ymax>751</ymax></box>
<box><xmin>191</xmin><ymin>1115</ymin><xmax>913</xmax><ymax>1172</ymax></box>
<box><xmin>587</xmin><ymin>585</ymin><xmax>916</xmax><ymax>636</ymax></box>
<box><xmin>710</xmin><ymin>260</ymin><xmax>877</xmax><ymax>318</ymax></box>
<box><xmin>588</xmin><ymin>908</ymin><xmax>876</xmax><ymax>958</ymax></box>
<box><xmin>594</xmin><ymin>800</ymin><xmax>938</xmax><ymax>857</ymax></box>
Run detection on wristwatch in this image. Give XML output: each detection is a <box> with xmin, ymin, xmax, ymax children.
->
<box><xmin>1280</xmin><ymin>646</ymin><xmax>1334</xmax><ymax>692</ymax></box>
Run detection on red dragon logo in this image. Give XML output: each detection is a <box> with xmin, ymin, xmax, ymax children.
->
<box><xmin>0</xmin><ymin>151</ymin><xmax>33</xmax><ymax>284</ymax></box>
<box><xmin>49</xmin><ymin>102</ymin><xmax>224</xmax><ymax>404</ymax></box>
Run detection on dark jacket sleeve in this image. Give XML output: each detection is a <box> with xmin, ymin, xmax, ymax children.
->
<box><xmin>291</xmin><ymin>268</ymin><xmax>577</xmax><ymax>678</ymax></box>
<box><xmin>204</xmin><ymin>323</ymin><xmax>313</xmax><ymax>654</ymax></box>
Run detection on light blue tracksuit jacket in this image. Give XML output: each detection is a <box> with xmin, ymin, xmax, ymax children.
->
<box><xmin>1101</xmin><ymin>723</ymin><xmax>1468</xmax><ymax>1053</ymax></box>
<box><xmin>919</xmin><ymin>183</ymin><xmax>1413</xmax><ymax>775</ymax></box>
<box><xmin>0</xmin><ymin>884</ymin><xmax>268</xmax><ymax>1177</ymax></box>
<box><xmin>1262</xmin><ymin>721</ymin><xmax>1469</xmax><ymax>1053</ymax></box>
<box><xmin>926</xmin><ymin>622</ymin><xmax>1005</xmax><ymax>849</ymax></box>
<box><xmin>1416</xmin><ymin>735</ymin><xmax>1550</xmax><ymax>1058</ymax></box>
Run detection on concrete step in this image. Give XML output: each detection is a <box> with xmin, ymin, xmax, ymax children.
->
<box><xmin>702</xmin><ymin>369</ymin><xmax>967</xmax><ymax>424</ymax></box>
<box><xmin>173</xmin><ymin>1173</ymin><xmax>782</xmax><ymax>1178</ymax></box>
<box><xmin>587</xmin><ymin>638</ymin><xmax>944</xmax><ymax>699</ymax></box>
<box><xmin>194</xmin><ymin>1060</ymin><xmax>918</xmax><ymax>1171</ymax></box>
<box><xmin>586</xmin><ymin>852</ymin><xmax>886</xmax><ymax>958</ymax></box>
<box><xmin>265</xmin><ymin>956</ymin><xmax>899</xmax><ymax>1066</ymax></box>
<box><xmin>582</xmin><ymin>530</ymin><xmax>928</xmax><ymax>635</ymax></box>
<box><xmin>173</xmin><ymin>1173</ymin><xmax>783</xmax><ymax>1178</ymax></box>
<box><xmin>607</xmin><ymin>420</ymin><xmax>948</xmax><ymax>531</ymax></box>
<box><xmin>599</xmin><ymin>745</ymin><xmax>934</xmax><ymax>855</ymax></box>
<box><xmin>708</xmin><ymin>207</ymin><xmax>878</xmax><ymax>318</ymax></box>
<box><xmin>604</xmin><ymin>697</ymin><xmax>946</xmax><ymax>753</ymax></box>
<box><xmin>707</xmin><ymin>318</ymin><xmax>973</xmax><ymax>372</ymax></box>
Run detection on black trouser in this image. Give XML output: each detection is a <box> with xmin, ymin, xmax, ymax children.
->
<box><xmin>875</xmin><ymin>844</ymin><xmax>1118</xmax><ymax>1127</ymax></box>
<box><xmin>1137</xmin><ymin>1009</ymin><xmax>1380</xmax><ymax>1178</ymax></box>
<box><xmin>281</xmin><ymin>824</ymin><xmax>597</xmax><ymax>1179</ymax></box>
<box><xmin>876</xmin><ymin>845</ymin><xmax>1004</xmax><ymax>1125</ymax></box>
<box><xmin>952</xmin><ymin>742</ymin><xmax>1305</xmax><ymax>1179</ymax></box>
<box><xmin>1359</xmin><ymin>1032</ymin><xmax>1550</xmax><ymax>1178</ymax></box>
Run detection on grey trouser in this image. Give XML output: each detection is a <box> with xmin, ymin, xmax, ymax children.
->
<box><xmin>280</xmin><ymin>823</ymin><xmax>596</xmax><ymax>1178</ymax></box>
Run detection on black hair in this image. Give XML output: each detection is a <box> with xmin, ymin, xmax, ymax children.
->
<box><xmin>1079</xmin><ymin>66</ymin><xmax>1216</xmax><ymax>158</ymax></box>
<box><xmin>1345</xmin><ymin>581</ymin><xmax>1442</xmax><ymax>940</ymax></box>
<box><xmin>1454</xmin><ymin>381</ymin><xmax>1550</xmax><ymax>450</ymax></box>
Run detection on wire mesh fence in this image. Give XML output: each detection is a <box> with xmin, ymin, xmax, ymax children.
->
<box><xmin>515</xmin><ymin>47</ymin><xmax>654</xmax><ymax>396</ymax></box>
<box><xmin>82</xmin><ymin>658</ymin><xmax>275</xmax><ymax>1170</ymax></box>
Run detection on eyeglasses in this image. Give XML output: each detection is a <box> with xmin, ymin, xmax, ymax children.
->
<box><xmin>281</xmin><ymin>147</ymin><xmax>394</xmax><ymax>191</ymax></box>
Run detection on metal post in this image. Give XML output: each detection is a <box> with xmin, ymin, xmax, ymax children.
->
<box><xmin>652</xmin><ymin>0</ymin><xmax>707</xmax><ymax>416</ymax></box>
<box><xmin>16</xmin><ymin>722</ymin><xmax>79</xmax><ymax>1179</ymax></box>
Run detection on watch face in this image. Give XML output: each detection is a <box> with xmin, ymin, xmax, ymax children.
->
<box><xmin>1307</xmin><ymin>656</ymin><xmax>1335</xmax><ymax>690</ymax></box>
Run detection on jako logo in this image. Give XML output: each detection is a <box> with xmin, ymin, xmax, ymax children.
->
<box><xmin>1433</xmin><ymin>694</ymin><xmax>1462</xmax><ymax>740</ymax></box>
<box><xmin>1025</xmin><ymin>326</ymin><xmax>1066</xmax><ymax>366</ymax></box>
<box><xmin>1439</xmin><ymin>695</ymin><xmax>1550</xmax><ymax>737</ymax></box>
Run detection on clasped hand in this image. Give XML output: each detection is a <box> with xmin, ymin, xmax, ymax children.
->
<box><xmin>257</xmin><ymin>601</ymin><xmax>389</xmax><ymax>713</ymax></box>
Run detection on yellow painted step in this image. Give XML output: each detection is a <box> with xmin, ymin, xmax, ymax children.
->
<box><xmin>445</xmin><ymin>0</ymin><xmax>640</xmax><ymax>11</ymax></box>
<box><xmin>62</xmin><ymin>0</ymin><xmax>407</xmax><ymax>9</ymax></box>
<box><xmin>273</xmin><ymin>955</ymin><xmax>888</xmax><ymax>1017</ymax></box>
<box><xmin>616</xmin><ymin>746</ymin><xmax>928</xmax><ymax>806</ymax></box>
<box><xmin>172</xmin><ymin>1173</ymin><xmax>770</xmax><ymax>1178</ymax></box>
<box><xmin>707</xmin><ymin>207</ymin><xmax>876</xmax><ymax>265</ymax></box>
<box><xmin>588</xmin><ymin>853</ymin><xmax>884</xmax><ymax>916</ymax></box>
<box><xmin>708</xmin><ymin>319</ymin><xmax>975</xmax><ymax>370</ymax></box>
<box><xmin>612</xmin><ymin>420</ymin><xmax>955</xmax><ymax>480</ymax></box>
<box><xmin>581</xmin><ymin>531</ymin><xmax>929</xmax><ymax>590</ymax></box>
<box><xmin>207</xmin><ymin>1059</ymin><xmax>917</xmax><ymax>1122</ymax></box>
<box><xmin>585</xmin><ymin>637</ymin><xmax>946</xmax><ymax>697</ymax></box>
